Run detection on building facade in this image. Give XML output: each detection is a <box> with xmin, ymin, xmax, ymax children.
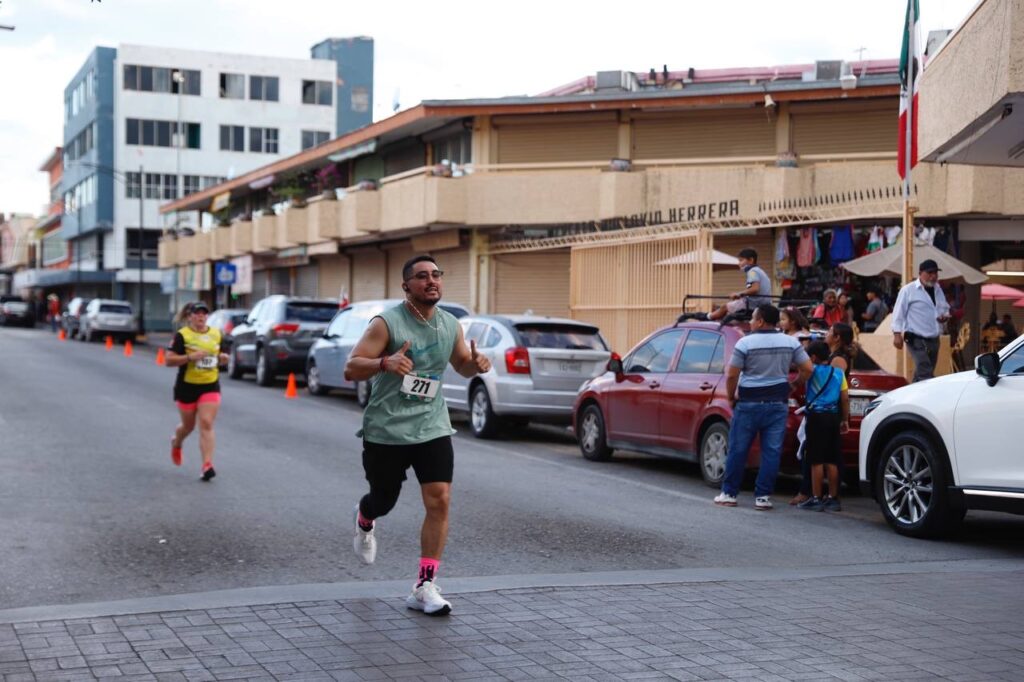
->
<box><xmin>310</xmin><ymin>37</ymin><xmax>374</xmax><ymax>136</ymax></box>
<box><xmin>61</xmin><ymin>41</ymin><xmax>367</xmax><ymax>331</ymax></box>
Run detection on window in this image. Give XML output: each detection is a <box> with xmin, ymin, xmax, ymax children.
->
<box><xmin>250</xmin><ymin>127</ymin><xmax>279</xmax><ymax>154</ymax></box>
<box><xmin>675</xmin><ymin>331</ymin><xmax>723</xmax><ymax>374</ymax></box>
<box><xmin>431</xmin><ymin>129</ymin><xmax>473</xmax><ymax>165</ymax></box>
<box><xmin>125</xmin><ymin>118</ymin><xmax>200</xmax><ymax>149</ymax></box>
<box><xmin>157</xmin><ymin>120</ymin><xmax>171</xmax><ymax>147</ymax></box>
<box><xmin>202</xmin><ymin>176</ymin><xmax>226</xmax><ymax>189</ymax></box>
<box><xmin>351</xmin><ymin>86</ymin><xmax>369</xmax><ymax>113</ymax></box>
<box><xmin>220</xmin><ymin>125</ymin><xmax>245</xmax><ymax>152</ymax></box>
<box><xmin>625</xmin><ymin>330</ymin><xmax>684</xmax><ymax>374</ymax></box>
<box><xmin>162</xmin><ymin>174</ymin><xmax>178</xmax><ymax>200</ymax></box>
<box><xmin>301</xmin><ymin>130</ymin><xmax>331</xmax><ymax>150</ymax></box>
<box><xmin>1001</xmin><ymin>344</ymin><xmax>1024</xmax><ymax>375</ymax></box>
<box><xmin>182</xmin><ymin>69</ymin><xmax>201</xmax><ymax>95</ymax></box>
<box><xmin>482</xmin><ymin>327</ymin><xmax>502</xmax><ymax>349</ymax></box>
<box><xmin>124</xmin><ymin>65</ymin><xmax>200</xmax><ymax>94</ymax></box>
<box><xmin>302</xmin><ymin>79</ymin><xmax>332</xmax><ymax>105</ymax></box>
<box><xmin>144</xmin><ymin>173</ymin><xmax>161</xmax><ymax>199</ymax></box>
<box><xmin>285</xmin><ymin>302</ymin><xmax>338</xmax><ymax>322</ymax></box>
<box><xmin>326</xmin><ymin>310</ymin><xmax>350</xmax><ymax>338</ymax></box>
<box><xmin>183</xmin><ymin>175</ymin><xmax>201</xmax><ymax>196</ymax></box>
<box><xmin>142</xmin><ymin>119</ymin><xmax>155</xmax><ymax>146</ymax></box>
<box><xmin>514</xmin><ymin>324</ymin><xmax>607</xmax><ymax>350</ymax></box>
<box><xmin>249</xmin><ymin>75</ymin><xmax>279</xmax><ymax>102</ymax></box>
<box><xmin>219</xmin><ymin>73</ymin><xmax>245</xmax><ymax>99</ymax></box>
<box><xmin>126</xmin><ymin>172</ymin><xmax>141</xmax><ymax>199</ymax></box>
<box><xmin>465</xmin><ymin>323</ymin><xmax>487</xmax><ymax>344</ymax></box>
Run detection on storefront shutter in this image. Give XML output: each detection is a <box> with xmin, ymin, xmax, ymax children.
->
<box><xmin>633</xmin><ymin>111</ymin><xmax>776</xmax><ymax>159</ymax></box>
<box><xmin>492</xmin><ymin>251</ymin><xmax>571</xmax><ymax>318</ymax></box>
<box><xmin>386</xmin><ymin>244</ymin><xmax>418</xmax><ymax>298</ymax></box>
<box><xmin>269</xmin><ymin>267</ymin><xmax>290</xmax><ymax>295</ymax></box>
<box><xmin>437</xmin><ymin>247</ymin><xmax>472</xmax><ymax>310</ymax></box>
<box><xmin>295</xmin><ymin>264</ymin><xmax>318</xmax><ymax>298</ymax></box>
<box><xmin>791</xmin><ymin>108</ymin><xmax>895</xmax><ymax>155</ymax></box>
<box><xmin>316</xmin><ymin>254</ymin><xmax>350</xmax><ymax>299</ymax></box>
<box><xmin>351</xmin><ymin>250</ymin><xmax>386</xmax><ymax>301</ymax></box>
<box><xmin>495</xmin><ymin>115</ymin><xmax>618</xmax><ymax>164</ymax></box>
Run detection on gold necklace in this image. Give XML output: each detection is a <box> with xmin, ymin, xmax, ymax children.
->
<box><xmin>406</xmin><ymin>300</ymin><xmax>438</xmax><ymax>333</ymax></box>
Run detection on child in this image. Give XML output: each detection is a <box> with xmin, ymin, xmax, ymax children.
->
<box><xmin>707</xmin><ymin>248</ymin><xmax>771</xmax><ymax>321</ymax></box>
<box><xmin>797</xmin><ymin>342</ymin><xmax>849</xmax><ymax>512</ymax></box>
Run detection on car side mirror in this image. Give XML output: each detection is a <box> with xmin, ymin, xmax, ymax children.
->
<box><xmin>607</xmin><ymin>353</ymin><xmax>624</xmax><ymax>381</ymax></box>
<box><xmin>975</xmin><ymin>352</ymin><xmax>1001</xmax><ymax>387</ymax></box>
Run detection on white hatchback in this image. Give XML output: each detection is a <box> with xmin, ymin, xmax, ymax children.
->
<box><xmin>859</xmin><ymin>333</ymin><xmax>1024</xmax><ymax>538</ymax></box>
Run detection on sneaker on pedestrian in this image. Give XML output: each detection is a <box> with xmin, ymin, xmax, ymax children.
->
<box><xmin>822</xmin><ymin>496</ymin><xmax>842</xmax><ymax>512</ymax></box>
<box><xmin>352</xmin><ymin>504</ymin><xmax>377</xmax><ymax>565</ymax></box>
<box><xmin>170</xmin><ymin>437</ymin><xmax>182</xmax><ymax>467</ymax></box>
<box><xmin>713</xmin><ymin>492</ymin><xmax>738</xmax><ymax>507</ymax></box>
<box><xmin>754</xmin><ymin>496</ymin><xmax>773</xmax><ymax>511</ymax></box>
<box><xmin>200</xmin><ymin>462</ymin><xmax>215</xmax><ymax>481</ymax></box>
<box><xmin>406</xmin><ymin>580</ymin><xmax>451</xmax><ymax>616</ymax></box>
<box><xmin>797</xmin><ymin>495</ymin><xmax>825</xmax><ymax>511</ymax></box>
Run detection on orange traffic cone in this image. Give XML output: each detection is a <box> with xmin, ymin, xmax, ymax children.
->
<box><xmin>58</xmin><ymin>328</ymin><xmax>66</xmax><ymax>341</ymax></box>
<box><xmin>105</xmin><ymin>335</ymin><xmax>113</xmax><ymax>350</ymax></box>
<box><xmin>285</xmin><ymin>372</ymin><xmax>298</xmax><ymax>399</ymax></box>
<box><xmin>124</xmin><ymin>340</ymin><xmax>133</xmax><ymax>357</ymax></box>
<box><xmin>155</xmin><ymin>347</ymin><xmax>166</xmax><ymax>366</ymax></box>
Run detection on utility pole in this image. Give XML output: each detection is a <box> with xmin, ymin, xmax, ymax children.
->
<box><xmin>138</xmin><ymin>163</ymin><xmax>145</xmax><ymax>337</ymax></box>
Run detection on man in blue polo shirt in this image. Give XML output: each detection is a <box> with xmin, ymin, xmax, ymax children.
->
<box><xmin>714</xmin><ymin>304</ymin><xmax>813</xmax><ymax>510</ymax></box>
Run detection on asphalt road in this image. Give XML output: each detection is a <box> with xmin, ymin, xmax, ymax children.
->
<box><xmin>1</xmin><ymin>325</ymin><xmax>1022</xmax><ymax>610</ymax></box>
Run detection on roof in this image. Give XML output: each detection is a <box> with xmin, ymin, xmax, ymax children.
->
<box><xmin>161</xmin><ymin>63</ymin><xmax>900</xmax><ymax>216</ymax></box>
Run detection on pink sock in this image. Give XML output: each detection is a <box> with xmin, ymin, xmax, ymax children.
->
<box><xmin>418</xmin><ymin>558</ymin><xmax>439</xmax><ymax>585</ymax></box>
<box><xmin>357</xmin><ymin>509</ymin><xmax>373</xmax><ymax>530</ymax></box>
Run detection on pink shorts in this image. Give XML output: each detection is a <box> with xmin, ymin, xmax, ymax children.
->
<box><xmin>176</xmin><ymin>392</ymin><xmax>221</xmax><ymax>411</ymax></box>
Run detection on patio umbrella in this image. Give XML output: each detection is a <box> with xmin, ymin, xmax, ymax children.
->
<box><xmin>1014</xmin><ymin>298</ymin><xmax>1024</xmax><ymax>308</ymax></box>
<box><xmin>840</xmin><ymin>243</ymin><xmax>989</xmax><ymax>285</ymax></box>
<box><xmin>654</xmin><ymin>248</ymin><xmax>739</xmax><ymax>269</ymax></box>
<box><xmin>980</xmin><ymin>283</ymin><xmax>1024</xmax><ymax>300</ymax></box>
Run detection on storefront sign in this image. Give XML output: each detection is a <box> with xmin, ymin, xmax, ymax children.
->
<box><xmin>177</xmin><ymin>263</ymin><xmax>211</xmax><ymax>291</ymax></box>
<box><xmin>214</xmin><ymin>262</ymin><xmax>237</xmax><ymax>287</ymax></box>
<box><xmin>231</xmin><ymin>255</ymin><xmax>253</xmax><ymax>294</ymax></box>
<box><xmin>210</xmin><ymin>191</ymin><xmax>231</xmax><ymax>213</ymax></box>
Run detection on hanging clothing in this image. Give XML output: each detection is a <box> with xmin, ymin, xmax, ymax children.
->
<box><xmin>867</xmin><ymin>225</ymin><xmax>884</xmax><ymax>252</ymax></box>
<box><xmin>829</xmin><ymin>226</ymin><xmax>855</xmax><ymax>264</ymax></box>
<box><xmin>796</xmin><ymin>228</ymin><xmax>817</xmax><ymax>267</ymax></box>
<box><xmin>933</xmin><ymin>227</ymin><xmax>950</xmax><ymax>253</ymax></box>
<box><xmin>885</xmin><ymin>225</ymin><xmax>902</xmax><ymax>246</ymax></box>
<box><xmin>817</xmin><ymin>230</ymin><xmax>831</xmax><ymax>267</ymax></box>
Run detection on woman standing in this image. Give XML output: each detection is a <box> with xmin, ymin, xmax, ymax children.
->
<box><xmin>166</xmin><ymin>302</ymin><xmax>228</xmax><ymax>481</ymax></box>
<box><xmin>792</xmin><ymin>321</ymin><xmax>856</xmax><ymax>504</ymax></box>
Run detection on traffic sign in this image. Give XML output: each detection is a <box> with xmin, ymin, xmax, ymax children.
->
<box><xmin>214</xmin><ymin>262</ymin><xmax>237</xmax><ymax>286</ymax></box>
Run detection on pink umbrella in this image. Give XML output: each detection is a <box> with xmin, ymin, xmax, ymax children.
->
<box><xmin>1014</xmin><ymin>297</ymin><xmax>1024</xmax><ymax>309</ymax></box>
<box><xmin>981</xmin><ymin>283</ymin><xmax>1024</xmax><ymax>300</ymax></box>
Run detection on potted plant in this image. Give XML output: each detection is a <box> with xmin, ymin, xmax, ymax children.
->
<box><xmin>315</xmin><ymin>164</ymin><xmax>344</xmax><ymax>199</ymax></box>
<box><xmin>214</xmin><ymin>208</ymin><xmax>231</xmax><ymax>227</ymax></box>
<box><xmin>273</xmin><ymin>172</ymin><xmax>308</xmax><ymax>208</ymax></box>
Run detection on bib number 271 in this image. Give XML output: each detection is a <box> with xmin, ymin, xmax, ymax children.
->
<box><xmin>401</xmin><ymin>373</ymin><xmax>440</xmax><ymax>402</ymax></box>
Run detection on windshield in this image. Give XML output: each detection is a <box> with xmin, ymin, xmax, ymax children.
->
<box><xmin>514</xmin><ymin>324</ymin><xmax>607</xmax><ymax>350</ymax></box>
<box><xmin>99</xmin><ymin>304</ymin><xmax>132</xmax><ymax>314</ymax></box>
<box><xmin>285</xmin><ymin>303</ymin><xmax>338</xmax><ymax>323</ymax></box>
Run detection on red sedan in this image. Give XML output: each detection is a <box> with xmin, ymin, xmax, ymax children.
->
<box><xmin>573</xmin><ymin>321</ymin><xmax>907</xmax><ymax>487</ymax></box>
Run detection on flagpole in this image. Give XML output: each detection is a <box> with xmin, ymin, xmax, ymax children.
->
<box><xmin>899</xmin><ymin>0</ymin><xmax>916</xmax><ymax>380</ymax></box>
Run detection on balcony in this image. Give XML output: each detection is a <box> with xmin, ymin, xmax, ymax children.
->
<box><xmin>340</xmin><ymin>189</ymin><xmax>380</xmax><ymax>238</ymax></box>
<box><xmin>190</xmin><ymin>232</ymin><xmax>211</xmax><ymax>263</ymax></box>
<box><xmin>158</xmin><ymin>239</ymin><xmax>176</xmax><ymax>269</ymax></box>
<box><xmin>306</xmin><ymin>195</ymin><xmax>341</xmax><ymax>241</ymax></box>
<box><xmin>277</xmin><ymin>204</ymin><xmax>305</xmax><ymax>246</ymax></box>
<box><xmin>229</xmin><ymin>219</ymin><xmax>253</xmax><ymax>256</ymax></box>
<box><xmin>211</xmin><ymin>226</ymin><xmax>232</xmax><ymax>260</ymax></box>
<box><xmin>252</xmin><ymin>212</ymin><xmax>276</xmax><ymax>253</ymax></box>
<box><xmin>175</xmin><ymin>234</ymin><xmax>195</xmax><ymax>265</ymax></box>
<box><xmin>379</xmin><ymin>171</ymin><xmax>467</xmax><ymax>233</ymax></box>
<box><xmin>465</xmin><ymin>169</ymin><xmax>603</xmax><ymax>225</ymax></box>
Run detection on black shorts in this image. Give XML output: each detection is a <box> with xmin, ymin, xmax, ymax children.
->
<box><xmin>362</xmin><ymin>436</ymin><xmax>454</xmax><ymax>487</ymax></box>
<box><xmin>804</xmin><ymin>411</ymin><xmax>842</xmax><ymax>466</ymax></box>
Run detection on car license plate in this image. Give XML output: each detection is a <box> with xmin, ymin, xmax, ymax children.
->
<box><xmin>558</xmin><ymin>360</ymin><xmax>582</xmax><ymax>374</ymax></box>
<box><xmin>850</xmin><ymin>398</ymin><xmax>869</xmax><ymax>417</ymax></box>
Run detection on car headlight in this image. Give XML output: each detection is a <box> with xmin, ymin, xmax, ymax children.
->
<box><xmin>864</xmin><ymin>398</ymin><xmax>883</xmax><ymax>416</ymax></box>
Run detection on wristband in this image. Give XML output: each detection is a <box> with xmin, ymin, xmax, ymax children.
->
<box><xmin>379</xmin><ymin>356</ymin><xmax>387</xmax><ymax>373</ymax></box>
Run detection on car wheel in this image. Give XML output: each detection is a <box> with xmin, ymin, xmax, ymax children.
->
<box><xmin>255</xmin><ymin>347</ymin><xmax>273</xmax><ymax>386</ymax></box>
<box><xmin>874</xmin><ymin>430</ymin><xmax>962</xmax><ymax>539</ymax></box>
<box><xmin>577</xmin><ymin>404</ymin><xmax>613</xmax><ymax>461</ymax></box>
<box><xmin>227</xmin><ymin>348</ymin><xmax>244</xmax><ymax>380</ymax></box>
<box><xmin>356</xmin><ymin>380</ymin><xmax>371</xmax><ymax>408</ymax></box>
<box><xmin>306</xmin><ymin>361</ymin><xmax>327</xmax><ymax>396</ymax></box>
<box><xmin>469</xmin><ymin>384</ymin><xmax>501</xmax><ymax>438</ymax></box>
<box><xmin>699</xmin><ymin>422</ymin><xmax>730</xmax><ymax>488</ymax></box>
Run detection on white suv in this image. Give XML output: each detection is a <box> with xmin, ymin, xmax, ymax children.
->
<box><xmin>859</xmin><ymin>333</ymin><xmax>1024</xmax><ymax>538</ymax></box>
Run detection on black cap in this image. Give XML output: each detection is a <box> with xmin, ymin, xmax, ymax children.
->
<box><xmin>190</xmin><ymin>301</ymin><xmax>210</xmax><ymax>313</ymax></box>
<box><xmin>919</xmin><ymin>259</ymin><xmax>941</xmax><ymax>273</ymax></box>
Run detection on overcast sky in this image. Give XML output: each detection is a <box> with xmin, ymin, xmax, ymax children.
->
<box><xmin>0</xmin><ymin>0</ymin><xmax>978</xmax><ymax>216</ymax></box>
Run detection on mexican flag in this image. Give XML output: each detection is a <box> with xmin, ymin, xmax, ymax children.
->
<box><xmin>898</xmin><ymin>0</ymin><xmax>921</xmax><ymax>180</ymax></box>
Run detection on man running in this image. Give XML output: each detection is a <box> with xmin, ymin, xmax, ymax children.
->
<box><xmin>344</xmin><ymin>254</ymin><xmax>491</xmax><ymax>616</ymax></box>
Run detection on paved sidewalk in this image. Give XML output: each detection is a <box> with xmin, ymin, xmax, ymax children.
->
<box><xmin>1</xmin><ymin>562</ymin><xmax>1023</xmax><ymax>681</ymax></box>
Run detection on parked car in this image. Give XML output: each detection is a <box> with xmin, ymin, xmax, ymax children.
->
<box><xmin>859</xmin><ymin>333</ymin><xmax>1024</xmax><ymax>538</ymax></box>
<box><xmin>442</xmin><ymin>315</ymin><xmax>611</xmax><ymax>438</ymax></box>
<box><xmin>207</xmin><ymin>308</ymin><xmax>249</xmax><ymax>336</ymax></box>
<box><xmin>573</xmin><ymin>320</ymin><xmax>907</xmax><ymax>487</ymax></box>
<box><xmin>0</xmin><ymin>295</ymin><xmax>35</xmax><ymax>327</ymax></box>
<box><xmin>227</xmin><ymin>296</ymin><xmax>339</xmax><ymax>386</ymax></box>
<box><xmin>306</xmin><ymin>299</ymin><xmax>470</xmax><ymax>406</ymax></box>
<box><xmin>61</xmin><ymin>297</ymin><xmax>91</xmax><ymax>338</ymax></box>
<box><xmin>79</xmin><ymin>299</ymin><xmax>136</xmax><ymax>342</ymax></box>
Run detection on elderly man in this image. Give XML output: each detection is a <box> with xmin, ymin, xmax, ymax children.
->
<box><xmin>892</xmin><ymin>259</ymin><xmax>950</xmax><ymax>382</ymax></box>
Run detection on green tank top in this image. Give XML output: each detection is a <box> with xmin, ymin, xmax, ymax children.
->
<box><xmin>359</xmin><ymin>303</ymin><xmax>459</xmax><ymax>445</ymax></box>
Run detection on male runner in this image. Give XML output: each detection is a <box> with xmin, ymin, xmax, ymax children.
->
<box><xmin>344</xmin><ymin>254</ymin><xmax>491</xmax><ymax>615</ymax></box>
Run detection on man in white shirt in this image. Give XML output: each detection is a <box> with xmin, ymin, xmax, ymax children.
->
<box><xmin>892</xmin><ymin>259</ymin><xmax>951</xmax><ymax>382</ymax></box>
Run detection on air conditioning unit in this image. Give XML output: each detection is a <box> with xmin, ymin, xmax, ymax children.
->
<box><xmin>596</xmin><ymin>70</ymin><xmax>639</xmax><ymax>92</ymax></box>
<box><xmin>815</xmin><ymin>60</ymin><xmax>843</xmax><ymax>81</ymax></box>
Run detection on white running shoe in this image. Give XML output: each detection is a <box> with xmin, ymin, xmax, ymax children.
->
<box><xmin>352</xmin><ymin>505</ymin><xmax>377</xmax><ymax>564</ymax></box>
<box><xmin>406</xmin><ymin>580</ymin><xmax>452</xmax><ymax>616</ymax></box>
<box><xmin>713</xmin><ymin>492</ymin><xmax>738</xmax><ymax>507</ymax></box>
<box><xmin>755</xmin><ymin>496</ymin><xmax>774</xmax><ymax>511</ymax></box>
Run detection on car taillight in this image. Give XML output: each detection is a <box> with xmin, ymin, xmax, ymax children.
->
<box><xmin>272</xmin><ymin>323</ymin><xmax>299</xmax><ymax>336</ymax></box>
<box><xmin>224</xmin><ymin>321</ymin><xmax>234</xmax><ymax>334</ymax></box>
<box><xmin>505</xmin><ymin>346</ymin><xmax>531</xmax><ymax>374</ymax></box>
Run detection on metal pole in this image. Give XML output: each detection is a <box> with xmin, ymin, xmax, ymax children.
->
<box><xmin>138</xmin><ymin>163</ymin><xmax>145</xmax><ymax>337</ymax></box>
<box><xmin>899</xmin><ymin>0</ymin><xmax>916</xmax><ymax>380</ymax></box>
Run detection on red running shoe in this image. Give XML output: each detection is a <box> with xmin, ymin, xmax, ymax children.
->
<box><xmin>171</xmin><ymin>437</ymin><xmax>182</xmax><ymax>467</ymax></box>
